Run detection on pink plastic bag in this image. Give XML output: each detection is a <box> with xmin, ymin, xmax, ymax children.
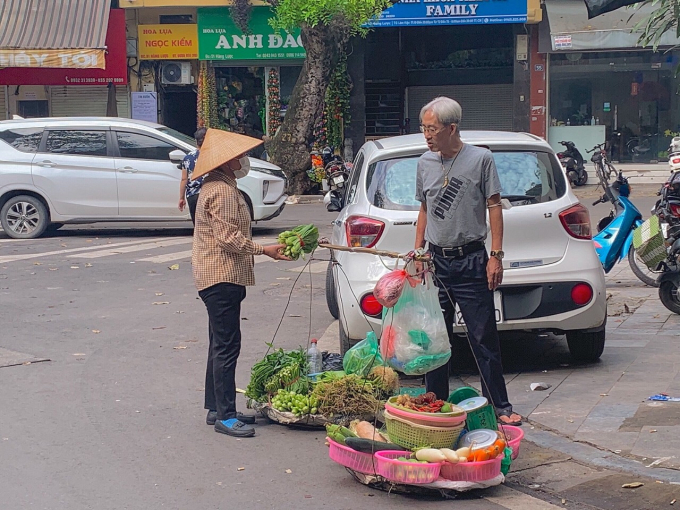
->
<box><xmin>374</xmin><ymin>269</ymin><xmax>419</xmax><ymax>309</ymax></box>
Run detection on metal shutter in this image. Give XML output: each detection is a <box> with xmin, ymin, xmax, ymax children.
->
<box><xmin>0</xmin><ymin>86</ymin><xmax>6</xmax><ymax>120</ymax></box>
<box><xmin>50</xmin><ymin>86</ymin><xmax>130</xmax><ymax>118</ymax></box>
<box><xmin>406</xmin><ymin>84</ymin><xmax>514</xmax><ymax>133</ymax></box>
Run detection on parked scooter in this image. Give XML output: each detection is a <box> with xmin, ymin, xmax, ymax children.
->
<box><xmin>590</xmin><ymin>143</ymin><xmax>657</xmax><ymax>287</ymax></box>
<box><xmin>321</xmin><ymin>146</ymin><xmax>351</xmax><ymax>192</ymax></box>
<box><xmin>557</xmin><ymin>141</ymin><xmax>588</xmax><ymax>186</ymax></box>
<box><xmin>648</xmin><ymin>139</ymin><xmax>680</xmax><ymax>313</ymax></box>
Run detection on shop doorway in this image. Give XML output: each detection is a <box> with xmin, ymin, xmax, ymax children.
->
<box><xmin>162</xmin><ymin>87</ymin><xmax>197</xmax><ymax>137</ymax></box>
<box><xmin>214</xmin><ymin>67</ymin><xmax>265</xmax><ymax>139</ymax></box>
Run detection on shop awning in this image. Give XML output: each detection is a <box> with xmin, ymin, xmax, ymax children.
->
<box><xmin>0</xmin><ymin>0</ymin><xmax>110</xmax><ymax>69</ymax></box>
<box><xmin>542</xmin><ymin>0</ymin><xmax>680</xmax><ymax>52</ymax></box>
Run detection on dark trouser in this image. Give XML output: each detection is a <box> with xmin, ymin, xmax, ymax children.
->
<box><xmin>425</xmin><ymin>249</ymin><xmax>512</xmax><ymax>414</ymax></box>
<box><xmin>187</xmin><ymin>193</ymin><xmax>199</xmax><ymax>225</ymax></box>
<box><xmin>198</xmin><ymin>282</ymin><xmax>247</xmax><ymax>421</ymax></box>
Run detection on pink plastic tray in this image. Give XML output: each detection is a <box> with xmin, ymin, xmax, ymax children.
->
<box><xmin>384</xmin><ymin>402</ymin><xmax>467</xmax><ymax>426</ymax></box>
<box><xmin>327</xmin><ymin>438</ymin><xmax>377</xmax><ymax>475</ymax></box>
<box><xmin>499</xmin><ymin>425</ymin><xmax>524</xmax><ymax>460</ymax></box>
<box><xmin>440</xmin><ymin>454</ymin><xmax>503</xmax><ymax>482</ymax></box>
<box><xmin>374</xmin><ymin>450</ymin><xmax>442</xmax><ymax>484</ymax></box>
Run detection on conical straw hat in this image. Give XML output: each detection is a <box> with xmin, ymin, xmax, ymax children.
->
<box><xmin>192</xmin><ymin>128</ymin><xmax>263</xmax><ymax>180</ymax></box>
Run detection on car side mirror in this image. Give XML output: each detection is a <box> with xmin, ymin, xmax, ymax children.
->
<box><xmin>324</xmin><ymin>191</ymin><xmax>343</xmax><ymax>212</ymax></box>
<box><xmin>169</xmin><ymin>149</ymin><xmax>187</xmax><ymax>165</ymax></box>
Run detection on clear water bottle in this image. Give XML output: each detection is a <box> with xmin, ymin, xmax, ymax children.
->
<box><xmin>307</xmin><ymin>338</ymin><xmax>323</xmax><ymax>375</ymax></box>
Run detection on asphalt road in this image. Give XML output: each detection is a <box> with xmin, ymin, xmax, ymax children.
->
<box><xmin>0</xmin><ymin>200</ymin><xmax>672</xmax><ymax>510</ymax></box>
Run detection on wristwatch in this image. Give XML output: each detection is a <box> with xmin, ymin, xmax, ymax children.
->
<box><xmin>490</xmin><ymin>250</ymin><xmax>505</xmax><ymax>261</ymax></box>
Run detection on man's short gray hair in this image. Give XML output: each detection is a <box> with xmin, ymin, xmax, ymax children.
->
<box><xmin>420</xmin><ymin>96</ymin><xmax>462</xmax><ymax>126</ymax></box>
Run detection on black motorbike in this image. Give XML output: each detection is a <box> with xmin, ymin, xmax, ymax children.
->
<box><xmin>651</xmin><ymin>166</ymin><xmax>680</xmax><ymax>314</ymax></box>
<box><xmin>557</xmin><ymin>141</ymin><xmax>588</xmax><ymax>186</ymax></box>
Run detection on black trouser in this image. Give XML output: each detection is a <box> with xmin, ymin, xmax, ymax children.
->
<box><xmin>187</xmin><ymin>193</ymin><xmax>200</xmax><ymax>225</ymax></box>
<box><xmin>198</xmin><ymin>282</ymin><xmax>247</xmax><ymax>421</ymax></box>
<box><xmin>425</xmin><ymin>249</ymin><xmax>512</xmax><ymax>413</ymax></box>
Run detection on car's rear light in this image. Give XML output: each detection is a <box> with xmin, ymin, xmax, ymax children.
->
<box><xmin>672</xmin><ymin>157</ymin><xmax>680</xmax><ymax>165</ymax></box>
<box><xmin>346</xmin><ymin>216</ymin><xmax>385</xmax><ymax>248</ymax></box>
<box><xmin>571</xmin><ymin>283</ymin><xmax>593</xmax><ymax>306</ymax></box>
<box><xmin>360</xmin><ymin>293</ymin><xmax>383</xmax><ymax>317</ymax></box>
<box><xmin>559</xmin><ymin>204</ymin><xmax>592</xmax><ymax>240</ymax></box>
<box><xmin>670</xmin><ymin>203</ymin><xmax>680</xmax><ymax>218</ymax></box>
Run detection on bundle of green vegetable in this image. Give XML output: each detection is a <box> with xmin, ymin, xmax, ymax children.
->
<box><xmin>245</xmin><ymin>348</ymin><xmax>309</xmax><ymax>402</ymax></box>
<box><xmin>278</xmin><ymin>224</ymin><xmax>319</xmax><ymax>260</ymax></box>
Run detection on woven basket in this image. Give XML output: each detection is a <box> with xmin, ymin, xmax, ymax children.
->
<box><xmin>384</xmin><ymin>410</ymin><xmax>464</xmax><ymax>450</ymax></box>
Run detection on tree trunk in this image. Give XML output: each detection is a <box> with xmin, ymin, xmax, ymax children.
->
<box><xmin>266</xmin><ymin>19</ymin><xmax>350</xmax><ymax>195</ymax></box>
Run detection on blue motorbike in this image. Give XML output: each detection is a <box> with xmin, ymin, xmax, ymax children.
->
<box><xmin>589</xmin><ymin>143</ymin><xmax>657</xmax><ymax>287</ymax></box>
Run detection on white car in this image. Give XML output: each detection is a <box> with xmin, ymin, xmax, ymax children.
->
<box><xmin>0</xmin><ymin>117</ymin><xmax>287</xmax><ymax>239</ymax></box>
<box><xmin>326</xmin><ymin>132</ymin><xmax>607</xmax><ymax>362</ymax></box>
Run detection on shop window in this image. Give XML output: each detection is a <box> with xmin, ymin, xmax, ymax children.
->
<box><xmin>18</xmin><ymin>100</ymin><xmax>48</xmax><ymax>118</ymax></box>
<box><xmin>116</xmin><ymin>132</ymin><xmax>177</xmax><ymax>161</ymax></box>
<box><xmin>45</xmin><ymin>130</ymin><xmax>107</xmax><ymax>157</ymax></box>
<box><xmin>0</xmin><ymin>128</ymin><xmax>43</xmax><ymax>153</ymax></box>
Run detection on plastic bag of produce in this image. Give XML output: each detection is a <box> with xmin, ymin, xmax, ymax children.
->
<box><xmin>381</xmin><ymin>272</ymin><xmax>450</xmax><ymax>375</ymax></box>
<box><xmin>343</xmin><ymin>331</ymin><xmax>384</xmax><ymax>377</ymax></box>
<box><xmin>374</xmin><ymin>269</ymin><xmax>419</xmax><ymax>308</ymax></box>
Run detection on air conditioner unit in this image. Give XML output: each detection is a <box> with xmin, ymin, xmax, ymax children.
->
<box><xmin>161</xmin><ymin>62</ymin><xmax>193</xmax><ymax>85</ymax></box>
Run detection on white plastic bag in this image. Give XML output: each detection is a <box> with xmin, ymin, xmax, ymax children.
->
<box><xmin>380</xmin><ymin>272</ymin><xmax>451</xmax><ymax>375</ymax></box>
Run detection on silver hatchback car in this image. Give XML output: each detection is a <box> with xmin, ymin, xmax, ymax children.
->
<box><xmin>0</xmin><ymin>117</ymin><xmax>287</xmax><ymax>239</ymax></box>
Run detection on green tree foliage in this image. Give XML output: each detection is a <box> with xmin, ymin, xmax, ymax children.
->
<box><xmin>269</xmin><ymin>0</ymin><xmax>395</xmax><ymax>34</ymax></box>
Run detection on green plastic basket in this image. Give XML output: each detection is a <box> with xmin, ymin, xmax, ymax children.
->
<box><xmin>633</xmin><ymin>216</ymin><xmax>666</xmax><ymax>270</ymax></box>
<box><xmin>466</xmin><ymin>404</ymin><xmax>498</xmax><ymax>432</ymax></box>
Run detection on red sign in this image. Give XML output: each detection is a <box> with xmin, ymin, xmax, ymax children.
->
<box><xmin>0</xmin><ymin>9</ymin><xmax>127</xmax><ymax>85</ymax></box>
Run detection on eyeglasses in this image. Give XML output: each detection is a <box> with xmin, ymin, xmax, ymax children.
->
<box><xmin>419</xmin><ymin>124</ymin><xmax>450</xmax><ymax>135</ymax></box>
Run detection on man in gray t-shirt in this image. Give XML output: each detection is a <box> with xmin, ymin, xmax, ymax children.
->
<box><xmin>415</xmin><ymin>144</ymin><xmax>502</xmax><ymax>248</ymax></box>
<box><xmin>414</xmin><ymin>96</ymin><xmax>521</xmax><ymax>426</ymax></box>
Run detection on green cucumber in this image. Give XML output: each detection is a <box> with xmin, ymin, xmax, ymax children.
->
<box><xmin>344</xmin><ymin>437</ymin><xmax>408</xmax><ymax>453</ymax></box>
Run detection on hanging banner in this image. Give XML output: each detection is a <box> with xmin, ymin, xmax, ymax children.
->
<box><xmin>366</xmin><ymin>0</ymin><xmax>527</xmax><ymax>27</ymax></box>
<box><xmin>198</xmin><ymin>7</ymin><xmax>305</xmax><ymax>61</ymax></box>
<box><xmin>0</xmin><ymin>9</ymin><xmax>127</xmax><ymax>84</ymax></box>
<box><xmin>138</xmin><ymin>24</ymin><xmax>198</xmax><ymax>60</ymax></box>
<box><xmin>0</xmin><ymin>49</ymin><xmax>104</xmax><ymax>69</ymax></box>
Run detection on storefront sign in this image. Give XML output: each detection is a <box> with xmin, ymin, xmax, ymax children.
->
<box><xmin>0</xmin><ymin>49</ymin><xmax>104</xmax><ymax>69</ymax></box>
<box><xmin>198</xmin><ymin>7</ymin><xmax>306</xmax><ymax>61</ymax></box>
<box><xmin>366</xmin><ymin>0</ymin><xmax>527</xmax><ymax>27</ymax></box>
<box><xmin>0</xmin><ymin>10</ymin><xmax>128</xmax><ymax>85</ymax></box>
<box><xmin>138</xmin><ymin>24</ymin><xmax>198</xmax><ymax>60</ymax></box>
<box><xmin>131</xmin><ymin>92</ymin><xmax>158</xmax><ymax>123</ymax></box>
<box><xmin>553</xmin><ymin>35</ymin><xmax>572</xmax><ymax>50</ymax></box>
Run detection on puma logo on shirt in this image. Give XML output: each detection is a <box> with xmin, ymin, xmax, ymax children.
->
<box><xmin>433</xmin><ymin>175</ymin><xmax>471</xmax><ymax>220</ymax></box>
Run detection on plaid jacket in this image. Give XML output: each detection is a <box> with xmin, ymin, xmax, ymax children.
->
<box><xmin>192</xmin><ymin>171</ymin><xmax>264</xmax><ymax>290</ymax></box>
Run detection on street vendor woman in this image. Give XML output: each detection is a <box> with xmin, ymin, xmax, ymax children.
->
<box><xmin>414</xmin><ymin>97</ymin><xmax>522</xmax><ymax>427</ymax></box>
<box><xmin>192</xmin><ymin>128</ymin><xmax>290</xmax><ymax>438</ymax></box>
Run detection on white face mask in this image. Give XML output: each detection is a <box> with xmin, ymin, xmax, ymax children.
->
<box><xmin>233</xmin><ymin>157</ymin><xmax>250</xmax><ymax>179</ymax></box>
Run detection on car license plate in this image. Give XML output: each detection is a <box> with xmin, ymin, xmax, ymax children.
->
<box><xmin>454</xmin><ymin>291</ymin><xmax>503</xmax><ymax>326</ymax></box>
<box><xmin>333</xmin><ymin>175</ymin><xmax>345</xmax><ymax>185</ymax></box>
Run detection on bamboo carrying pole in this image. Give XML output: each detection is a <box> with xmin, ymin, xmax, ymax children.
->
<box><xmin>318</xmin><ymin>243</ymin><xmax>430</xmax><ymax>261</ymax></box>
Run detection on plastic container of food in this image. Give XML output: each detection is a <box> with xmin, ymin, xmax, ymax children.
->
<box><xmin>458</xmin><ymin>429</ymin><xmax>499</xmax><ymax>451</ymax></box>
<box><xmin>327</xmin><ymin>437</ymin><xmax>378</xmax><ymax>475</ymax></box>
<box><xmin>374</xmin><ymin>450</ymin><xmax>442</xmax><ymax>484</ymax></box>
<box><xmin>384</xmin><ymin>410</ymin><xmax>464</xmax><ymax>450</ymax></box>
<box><xmin>439</xmin><ymin>454</ymin><xmax>504</xmax><ymax>482</ymax></box>
<box><xmin>384</xmin><ymin>400</ymin><xmax>467</xmax><ymax>427</ymax></box>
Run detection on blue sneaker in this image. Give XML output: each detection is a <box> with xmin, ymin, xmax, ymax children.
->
<box><xmin>214</xmin><ymin>418</ymin><xmax>255</xmax><ymax>437</ymax></box>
